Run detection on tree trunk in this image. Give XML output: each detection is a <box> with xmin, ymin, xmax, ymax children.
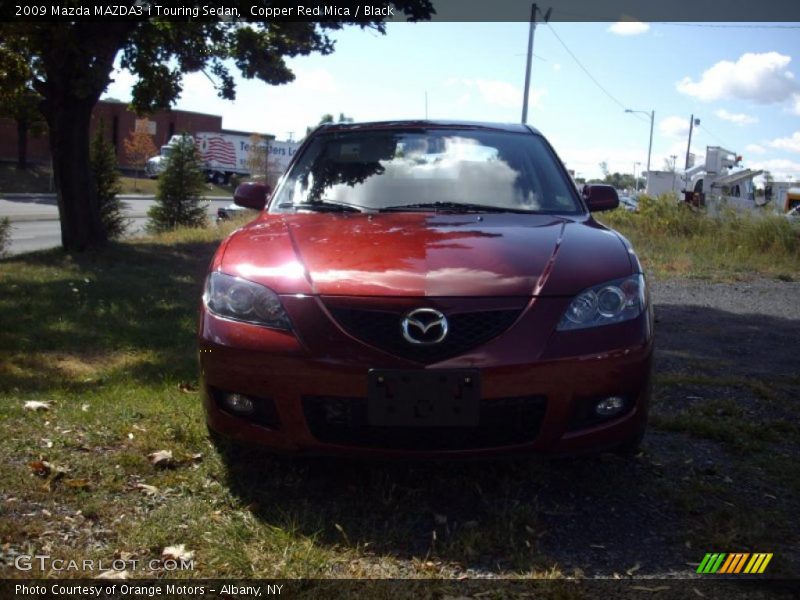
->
<box><xmin>16</xmin><ymin>118</ymin><xmax>29</xmax><ymax>170</ymax></box>
<box><xmin>47</xmin><ymin>97</ymin><xmax>106</xmax><ymax>251</ymax></box>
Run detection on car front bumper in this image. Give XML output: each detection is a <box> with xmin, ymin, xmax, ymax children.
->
<box><xmin>199</xmin><ymin>296</ymin><xmax>653</xmax><ymax>458</ymax></box>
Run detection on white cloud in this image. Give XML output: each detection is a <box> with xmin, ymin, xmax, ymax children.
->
<box><xmin>659</xmin><ymin>115</ymin><xmax>690</xmax><ymax>138</ymax></box>
<box><xmin>459</xmin><ymin>78</ymin><xmax>545</xmax><ymax>110</ymax></box>
<box><xmin>715</xmin><ymin>109</ymin><xmax>758</xmax><ymax>125</ymax></box>
<box><xmin>555</xmin><ymin>144</ymin><xmax>645</xmax><ymax>180</ymax></box>
<box><xmin>607</xmin><ymin>21</ymin><xmax>650</xmax><ymax>36</ymax></box>
<box><xmin>768</xmin><ymin>131</ymin><xmax>800</xmax><ymax>153</ymax></box>
<box><xmin>676</xmin><ymin>52</ymin><xmax>799</xmax><ymax>104</ymax></box>
<box><xmin>748</xmin><ymin>158</ymin><xmax>800</xmax><ymax>180</ymax></box>
<box><xmin>793</xmin><ymin>94</ymin><xmax>800</xmax><ymax>115</ymax></box>
<box><xmin>745</xmin><ymin>144</ymin><xmax>767</xmax><ymax>155</ymax></box>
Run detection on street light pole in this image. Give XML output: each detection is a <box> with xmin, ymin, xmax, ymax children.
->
<box><xmin>625</xmin><ymin>108</ymin><xmax>655</xmax><ymax>193</ymax></box>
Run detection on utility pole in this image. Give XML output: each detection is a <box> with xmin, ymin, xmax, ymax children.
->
<box><xmin>521</xmin><ymin>4</ymin><xmax>550</xmax><ymax>124</ymax></box>
<box><xmin>685</xmin><ymin>114</ymin><xmax>699</xmax><ymax>170</ymax></box>
<box><xmin>645</xmin><ymin>109</ymin><xmax>654</xmax><ymax>185</ymax></box>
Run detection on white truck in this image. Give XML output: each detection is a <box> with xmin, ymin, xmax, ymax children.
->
<box><xmin>146</xmin><ymin>133</ymin><xmax>299</xmax><ymax>185</ymax></box>
<box><xmin>680</xmin><ymin>146</ymin><xmax>762</xmax><ymax>210</ymax></box>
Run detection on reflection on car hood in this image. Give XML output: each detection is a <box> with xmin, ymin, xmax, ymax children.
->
<box><xmin>220</xmin><ymin>213</ymin><xmax>633</xmax><ymax>297</ymax></box>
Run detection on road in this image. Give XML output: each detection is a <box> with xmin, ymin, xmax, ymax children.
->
<box><xmin>1</xmin><ymin>195</ymin><xmax>232</xmax><ymax>255</ymax></box>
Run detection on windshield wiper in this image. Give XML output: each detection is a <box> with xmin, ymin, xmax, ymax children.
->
<box><xmin>278</xmin><ymin>200</ymin><xmax>363</xmax><ymax>213</ymax></box>
<box><xmin>379</xmin><ymin>201</ymin><xmax>533</xmax><ymax>214</ymax></box>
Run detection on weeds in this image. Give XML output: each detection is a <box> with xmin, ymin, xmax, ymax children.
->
<box><xmin>600</xmin><ymin>195</ymin><xmax>800</xmax><ymax>278</ymax></box>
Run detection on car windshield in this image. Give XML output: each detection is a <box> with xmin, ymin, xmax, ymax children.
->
<box><xmin>270</xmin><ymin>128</ymin><xmax>581</xmax><ymax>214</ymax></box>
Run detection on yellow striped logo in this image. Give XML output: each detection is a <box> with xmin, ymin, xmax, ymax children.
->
<box><xmin>697</xmin><ymin>552</ymin><xmax>773</xmax><ymax>574</ymax></box>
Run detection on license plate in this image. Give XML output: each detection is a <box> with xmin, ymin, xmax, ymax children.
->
<box><xmin>367</xmin><ymin>369</ymin><xmax>480</xmax><ymax>427</ymax></box>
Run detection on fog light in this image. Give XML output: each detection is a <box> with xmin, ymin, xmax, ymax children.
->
<box><xmin>595</xmin><ymin>396</ymin><xmax>626</xmax><ymax>417</ymax></box>
<box><xmin>224</xmin><ymin>393</ymin><xmax>255</xmax><ymax>416</ymax></box>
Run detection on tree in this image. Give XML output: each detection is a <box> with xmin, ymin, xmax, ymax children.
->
<box><xmin>599</xmin><ymin>161</ymin><xmax>609</xmax><ymax>179</ymax></box>
<box><xmin>307</xmin><ymin>112</ymin><xmax>354</xmax><ymax>135</ymax></box>
<box><xmin>0</xmin><ymin>43</ymin><xmax>46</xmax><ymax>170</ymax></box>
<box><xmin>0</xmin><ymin>217</ymin><xmax>10</xmax><ymax>258</ymax></box>
<box><xmin>90</xmin><ymin>123</ymin><xmax>127</xmax><ymax>239</ymax></box>
<box><xmin>123</xmin><ymin>129</ymin><xmax>157</xmax><ymax>190</ymax></box>
<box><xmin>0</xmin><ymin>4</ymin><xmax>433</xmax><ymax>251</ymax></box>
<box><xmin>245</xmin><ymin>133</ymin><xmax>267</xmax><ymax>178</ymax></box>
<box><xmin>148</xmin><ymin>134</ymin><xmax>207</xmax><ymax>232</ymax></box>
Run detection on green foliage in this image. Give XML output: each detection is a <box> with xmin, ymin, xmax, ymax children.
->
<box><xmin>1</xmin><ymin>5</ymin><xmax>433</xmax><ymax>249</ymax></box>
<box><xmin>148</xmin><ymin>134</ymin><xmax>207</xmax><ymax>232</ymax></box>
<box><xmin>600</xmin><ymin>194</ymin><xmax>800</xmax><ymax>277</ymax></box>
<box><xmin>90</xmin><ymin>124</ymin><xmax>127</xmax><ymax>239</ymax></box>
<box><xmin>0</xmin><ymin>216</ymin><xmax>10</xmax><ymax>257</ymax></box>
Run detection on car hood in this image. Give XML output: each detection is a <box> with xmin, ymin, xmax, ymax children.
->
<box><xmin>220</xmin><ymin>213</ymin><xmax>632</xmax><ymax>297</ymax></box>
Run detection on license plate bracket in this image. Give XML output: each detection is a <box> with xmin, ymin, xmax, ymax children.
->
<box><xmin>367</xmin><ymin>369</ymin><xmax>480</xmax><ymax>427</ymax></box>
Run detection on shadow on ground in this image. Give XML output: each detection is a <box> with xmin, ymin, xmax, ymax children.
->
<box><xmin>0</xmin><ymin>240</ymin><xmax>217</xmax><ymax>392</ymax></box>
<box><xmin>218</xmin><ymin>304</ymin><xmax>800</xmax><ymax>577</ymax></box>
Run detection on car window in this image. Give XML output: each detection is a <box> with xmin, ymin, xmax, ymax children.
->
<box><xmin>270</xmin><ymin>129</ymin><xmax>581</xmax><ymax>213</ymax></box>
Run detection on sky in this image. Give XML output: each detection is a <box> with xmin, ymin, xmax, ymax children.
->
<box><xmin>102</xmin><ymin>20</ymin><xmax>800</xmax><ymax>182</ymax></box>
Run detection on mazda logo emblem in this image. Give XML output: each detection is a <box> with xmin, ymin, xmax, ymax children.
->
<box><xmin>401</xmin><ymin>308</ymin><xmax>448</xmax><ymax>345</ymax></box>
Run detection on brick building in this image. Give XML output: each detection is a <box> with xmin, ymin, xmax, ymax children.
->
<box><xmin>0</xmin><ymin>99</ymin><xmax>267</xmax><ymax>169</ymax></box>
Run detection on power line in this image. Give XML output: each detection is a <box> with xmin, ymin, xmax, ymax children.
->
<box><xmin>545</xmin><ymin>22</ymin><xmax>650</xmax><ymax>123</ymax></box>
<box><xmin>696</xmin><ymin>122</ymin><xmax>732</xmax><ymax>149</ymax></box>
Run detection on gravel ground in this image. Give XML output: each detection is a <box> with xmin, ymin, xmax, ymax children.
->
<box><xmin>652</xmin><ymin>278</ymin><xmax>800</xmax><ymax>320</ymax></box>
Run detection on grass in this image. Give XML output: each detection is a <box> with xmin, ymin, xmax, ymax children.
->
<box><xmin>1</xmin><ymin>218</ymin><xmax>799</xmax><ymax>582</ymax></box>
<box><xmin>0</xmin><ymin>162</ymin><xmax>233</xmax><ymax>196</ymax></box>
<box><xmin>599</xmin><ymin>195</ymin><xmax>800</xmax><ymax>280</ymax></box>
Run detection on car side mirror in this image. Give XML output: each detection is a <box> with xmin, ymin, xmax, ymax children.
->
<box><xmin>233</xmin><ymin>182</ymin><xmax>271</xmax><ymax>210</ymax></box>
<box><xmin>583</xmin><ymin>184</ymin><xmax>619</xmax><ymax>212</ymax></box>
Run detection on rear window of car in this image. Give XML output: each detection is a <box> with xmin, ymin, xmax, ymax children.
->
<box><xmin>270</xmin><ymin>128</ymin><xmax>581</xmax><ymax>214</ymax></box>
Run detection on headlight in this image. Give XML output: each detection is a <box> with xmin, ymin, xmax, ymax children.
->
<box><xmin>203</xmin><ymin>272</ymin><xmax>292</xmax><ymax>330</ymax></box>
<box><xmin>557</xmin><ymin>274</ymin><xmax>646</xmax><ymax>331</ymax></box>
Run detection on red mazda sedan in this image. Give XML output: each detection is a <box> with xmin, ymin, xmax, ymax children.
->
<box><xmin>199</xmin><ymin>121</ymin><xmax>653</xmax><ymax>457</ymax></box>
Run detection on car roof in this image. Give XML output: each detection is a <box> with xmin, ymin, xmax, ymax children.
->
<box><xmin>315</xmin><ymin>120</ymin><xmax>540</xmax><ymax>135</ymax></box>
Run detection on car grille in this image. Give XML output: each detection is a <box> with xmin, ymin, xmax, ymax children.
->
<box><xmin>302</xmin><ymin>395</ymin><xmax>547</xmax><ymax>450</ymax></box>
<box><xmin>327</xmin><ymin>307</ymin><xmax>522</xmax><ymax>363</ymax></box>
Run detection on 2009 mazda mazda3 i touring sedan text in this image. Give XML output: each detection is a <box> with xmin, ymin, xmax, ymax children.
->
<box><xmin>199</xmin><ymin>121</ymin><xmax>653</xmax><ymax>457</ymax></box>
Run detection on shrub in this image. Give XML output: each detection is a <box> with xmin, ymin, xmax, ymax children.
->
<box><xmin>148</xmin><ymin>134</ymin><xmax>208</xmax><ymax>232</ymax></box>
<box><xmin>90</xmin><ymin>124</ymin><xmax>127</xmax><ymax>239</ymax></box>
<box><xmin>0</xmin><ymin>216</ymin><xmax>10</xmax><ymax>257</ymax></box>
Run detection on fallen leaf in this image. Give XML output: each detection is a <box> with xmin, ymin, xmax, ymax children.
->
<box><xmin>590</xmin><ymin>544</ymin><xmax>607</xmax><ymax>550</ymax></box>
<box><xmin>148</xmin><ymin>450</ymin><xmax>174</xmax><ymax>468</ymax></box>
<box><xmin>692</xmin><ymin>588</ymin><xmax>705</xmax><ymax>598</ymax></box>
<box><xmin>631</xmin><ymin>586</ymin><xmax>671</xmax><ymax>592</ymax></box>
<box><xmin>81</xmin><ymin>404</ymin><xmax>90</xmax><ymax>412</ymax></box>
<box><xmin>24</xmin><ymin>401</ymin><xmax>51</xmax><ymax>412</ymax></box>
<box><xmin>626</xmin><ymin>562</ymin><xmax>641</xmax><ymax>576</ymax></box>
<box><xmin>162</xmin><ymin>544</ymin><xmax>194</xmax><ymax>562</ymax></box>
<box><xmin>764</xmin><ymin>493</ymin><xmax>777</xmax><ymax>500</ymax></box>
<box><xmin>29</xmin><ymin>460</ymin><xmax>68</xmax><ymax>477</ymax></box>
<box><xmin>95</xmin><ymin>570</ymin><xmax>129</xmax><ymax>579</ymax></box>
<box><xmin>135</xmin><ymin>483</ymin><xmax>159</xmax><ymax>496</ymax></box>
<box><xmin>65</xmin><ymin>478</ymin><xmax>91</xmax><ymax>490</ymax></box>
<box><xmin>178</xmin><ymin>382</ymin><xmax>198</xmax><ymax>393</ymax></box>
